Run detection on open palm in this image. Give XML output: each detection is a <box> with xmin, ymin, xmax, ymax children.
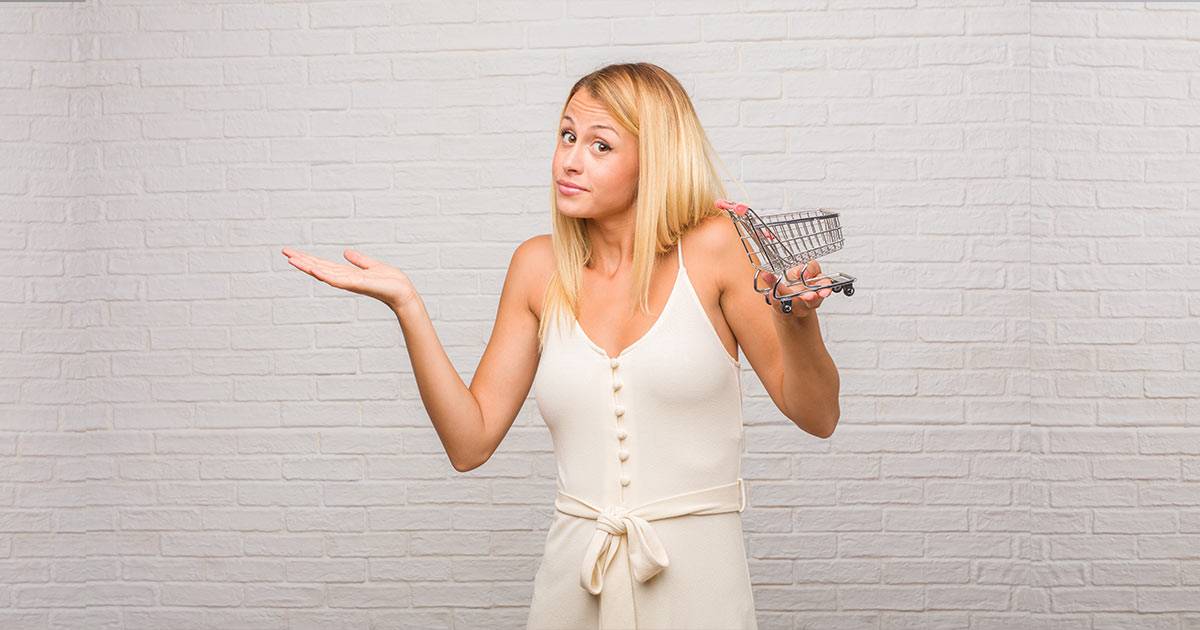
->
<box><xmin>281</xmin><ymin>247</ymin><xmax>417</xmax><ymax>310</ymax></box>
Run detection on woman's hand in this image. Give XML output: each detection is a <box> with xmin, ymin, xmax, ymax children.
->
<box><xmin>281</xmin><ymin>247</ymin><xmax>418</xmax><ymax>312</ymax></box>
<box><xmin>760</xmin><ymin>259</ymin><xmax>833</xmax><ymax>319</ymax></box>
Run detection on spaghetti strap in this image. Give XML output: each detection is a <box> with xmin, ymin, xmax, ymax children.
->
<box><xmin>676</xmin><ymin>238</ymin><xmax>684</xmax><ymax>271</ymax></box>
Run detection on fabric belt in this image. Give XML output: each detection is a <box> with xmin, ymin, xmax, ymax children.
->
<box><xmin>553</xmin><ymin>477</ymin><xmax>747</xmax><ymax>629</ymax></box>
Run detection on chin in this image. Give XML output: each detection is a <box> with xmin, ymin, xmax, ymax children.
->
<box><xmin>555</xmin><ymin>201</ymin><xmax>593</xmax><ymax>218</ymax></box>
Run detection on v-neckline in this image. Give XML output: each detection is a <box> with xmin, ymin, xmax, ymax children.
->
<box><xmin>573</xmin><ymin>261</ymin><xmax>683</xmax><ymax>361</ymax></box>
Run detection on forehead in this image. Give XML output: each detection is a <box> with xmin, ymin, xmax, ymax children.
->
<box><xmin>562</xmin><ymin>93</ymin><xmax>617</xmax><ymax>129</ymax></box>
<box><xmin>561</xmin><ymin>97</ymin><xmax>619</xmax><ymax>138</ymax></box>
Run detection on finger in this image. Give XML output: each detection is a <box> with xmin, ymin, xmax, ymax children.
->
<box><xmin>802</xmin><ymin>260</ymin><xmax>822</xmax><ymax>282</ymax></box>
<box><xmin>784</xmin><ymin>273</ymin><xmax>814</xmax><ymax>299</ymax></box>
<box><xmin>283</xmin><ymin>247</ymin><xmax>322</xmax><ymax>264</ymax></box>
<box><xmin>298</xmin><ymin>253</ymin><xmax>347</xmax><ymax>278</ymax></box>
<box><xmin>764</xmin><ymin>271</ymin><xmax>798</xmax><ymax>309</ymax></box>
<box><xmin>792</xmin><ymin>290</ymin><xmax>818</xmax><ymax>310</ymax></box>
<box><xmin>343</xmin><ymin>249</ymin><xmax>381</xmax><ymax>269</ymax></box>
<box><xmin>774</xmin><ymin>266</ymin><xmax>797</xmax><ymax>287</ymax></box>
<box><xmin>289</xmin><ymin>254</ymin><xmax>350</xmax><ymax>285</ymax></box>
<box><xmin>285</xmin><ymin>254</ymin><xmax>317</xmax><ymax>275</ymax></box>
<box><xmin>282</xmin><ymin>247</ymin><xmax>319</xmax><ymax>265</ymax></box>
<box><xmin>286</xmin><ymin>253</ymin><xmax>326</xmax><ymax>276</ymax></box>
<box><xmin>814</xmin><ymin>275</ymin><xmax>832</xmax><ymax>298</ymax></box>
<box><xmin>316</xmin><ymin>264</ymin><xmax>355</xmax><ymax>286</ymax></box>
<box><xmin>287</xmin><ymin>256</ymin><xmax>331</xmax><ymax>282</ymax></box>
<box><xmin>781</xmin><ymin>264</ymin><xmax>811</xmax><ymax>291</ymax></box>
<box><xmin>816</xmin><ymin>271</ymin><xmax>835</xmax><ymax>298</ymax></box>
<box><xmin>285</xmin><ymin>249</ymin><xmax>323</xmax><ymax>270</ymax></box>
<box><xmin>313</xmin><ymin>262</ymin><xmax>364</xmax><ymax>291</ymax></box>
<box><xmin>319</xmin><ymin>260</ymin><xmax>358</xmax><ymax>280</ymax></box>
<box><xmin>775</xmin><ymin>270</ymin><xmax>802</xmax><ymax>297</ymax></box>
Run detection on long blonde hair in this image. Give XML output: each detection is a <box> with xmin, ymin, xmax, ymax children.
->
<box><xmin>536</xmin><ymin>62</ymin><xmax>744</xmax><ymax>352</ymax></box>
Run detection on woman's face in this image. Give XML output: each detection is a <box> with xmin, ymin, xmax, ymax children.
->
<box><xmin>552</xmin><ymin>91</ymin><xmax>638</xmax><ymax>220</ymax></box>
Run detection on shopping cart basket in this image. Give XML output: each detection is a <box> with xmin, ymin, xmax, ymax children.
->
<box><xmin>716</xmin><ymin>199</ymin><xmax>856</xmax><ymax>314</ymax></box>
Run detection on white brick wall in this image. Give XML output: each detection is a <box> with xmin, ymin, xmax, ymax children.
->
<box><xmin>1</xmin><ymin>0</ymin><xmax>1196</xmax><ymax>628</ymax></box>
<box><xmin>1032</xmin><ymin>3</ymin><xmax>1200</xmax><ymax>630</ymax></box>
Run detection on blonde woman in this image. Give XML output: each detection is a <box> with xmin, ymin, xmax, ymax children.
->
<box><xmin>282</xmin><ymin>62</ymin><xmax>840</xmax><ymax>630</ymax></box>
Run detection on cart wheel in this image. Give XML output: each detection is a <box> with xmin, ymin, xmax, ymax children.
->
<box><xmin>843</xmin><ymin>285</ymin><xmax>854</xmax><ymax>297</ymax></box>
<box><xmin>832</xmin><ymin>285</ymin><xmax>841</xmax><ymax>293</ymax></box>
<box><xmin>781</xmin><ymin>299</ymin><xmax>792</xmax><ymax>314</ymax></box>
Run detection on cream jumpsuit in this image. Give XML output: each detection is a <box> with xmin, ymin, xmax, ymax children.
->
<box><xmin>527</xmin><ymin>241</ymin><xmax>758</xmax><ymax>630</ymax></box>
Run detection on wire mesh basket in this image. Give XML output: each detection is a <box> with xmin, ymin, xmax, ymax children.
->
<box><xmin>716</xmin><ymin>199</ymin><xmax>856</xmax><ymax>314</ymax></box>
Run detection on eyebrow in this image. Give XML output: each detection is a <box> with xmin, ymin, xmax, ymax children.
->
<box><xmin>561</xmin><ymin>115</ymin><xmax>617</xmax><ymax>135</ymax></box>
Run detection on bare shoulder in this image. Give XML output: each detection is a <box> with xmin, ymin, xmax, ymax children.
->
<box><xmin>514</xmin><ymin>233</ymin><xmax>553</xmax><ymax>263</ymax></box>
<box><xmin>687</xmin><ymin>212</ymin><xmax>742</xmax><ymax>255</ymax></box>
<box><xmin>683</xmin><ymin>213</ymin><xmax>744</xmax><ymax>294</ymax></box>
<box><xmin>511</xmin><ymin>233</ymin><xmax>554</xmax><ymax>319</ymax></box>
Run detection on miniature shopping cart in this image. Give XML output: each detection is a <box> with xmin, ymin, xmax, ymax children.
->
<box><xmin>716</xmin><ymin>199</ymin><xmax>856</xmax><ymax>314</ymax></box>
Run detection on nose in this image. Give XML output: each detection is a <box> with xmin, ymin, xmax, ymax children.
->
<box><xmin>560</xmin><ymin>140</ymin><xmax>582</xmax><ymax>174</ymax></box>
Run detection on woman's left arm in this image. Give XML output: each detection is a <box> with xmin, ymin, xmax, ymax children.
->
<box><xmin>766</xmin><ymin>269</ymin><xmax>841</xmax><ymax>438</ymax></box>
<box><xmin>706</xmin><ymin>215</ymin><xmax>843</xmax><ymax>439</ymax></box>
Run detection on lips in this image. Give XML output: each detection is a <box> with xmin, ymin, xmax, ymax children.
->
<box><xmin>557</xmin><ymin>179</ymin><xmax>587</xmax><ymax>191</ymax></box>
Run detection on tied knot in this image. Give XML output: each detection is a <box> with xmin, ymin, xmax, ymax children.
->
<box><xmin>580</xmin><ymin>504</ymin><xmax>670</xmax><ymax>595</ymax></box>
<box><xmin>595</xmin><ymin>504</ymin><xmax>630</xmax><ymax>536</ymax></box>
<box><xmin>552</xmin><ymin>478</ymin><xmax>747</xmax><ymax>628</ymax></box>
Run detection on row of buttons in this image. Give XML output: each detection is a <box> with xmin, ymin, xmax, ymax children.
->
<box><xmin>611</xmin><ymin>357</ymin><xmax>630</xmax><ymax>488</ymax></box>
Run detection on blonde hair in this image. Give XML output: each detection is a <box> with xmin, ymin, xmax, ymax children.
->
<box><xmin>537</xmin><ymin>62</ymin><xmax>745</xmax><ymax>353</ymax></box>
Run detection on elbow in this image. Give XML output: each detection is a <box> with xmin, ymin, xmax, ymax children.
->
<box><xmin>449</xmin><ymin>445</ymin><xmax>492</xmax><ymax>473</ymax></box>
<box><xmin>795</xmin><ymin>411</ymin><xmax>839</xmax><ymax>439</ymax></box>
<box><xmin>450</xmin><ymin>452</ymin><xmax>484</xmax><ymax>473</ymax></box>
<box><xmin>812</xmin><ymin>419</ymin><xmax>838</xmax><ymax>439</ymax></box>
<box><xmin>812</xmin><ymin>395</ymin><xmax>840</xmax><ymax>439</ymax></box>
<box><xmin>449</xmin><ymin>414</ymin><xmax>492</xmax><ymax>473</ymax></box>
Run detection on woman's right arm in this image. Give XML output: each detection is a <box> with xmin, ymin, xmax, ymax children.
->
<box><xmin>282</xmin><ymin>237</ymin><xmax>547</xmax><ymax>472</ymax></box>
<box><xmin>386</xmin><ymin>235</ymin><xmax>547</xmax><ymax>472</ymax></box>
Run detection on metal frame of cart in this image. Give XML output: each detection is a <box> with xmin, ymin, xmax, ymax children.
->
<box><xmin>716</xmin><ymin>199</ymin><xmax>856</xmax><ymax>314</ymax></box>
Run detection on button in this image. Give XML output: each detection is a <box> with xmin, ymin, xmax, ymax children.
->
<box><xmin>620</xmin><ymin>475</ymin><xmax>630</xmax><ymax>487</ymax></box>
<box><xmin>618</xmin><ymin>449</ymin><xmax>629</xmax><ymax>461</ymax></box>
<box><xmin>612</xmin><ymin>378</ymin><xmax>622</xmax><ymax>391</ymax></box>
<box><xmin>614</xmin><ymin>405</ymin><xmax>625</xmax><ymax>417</ymax></box>
<box><xmin>610</xmin><ymin>358</ymin><xmax>620</xmax><ymax>369</ymax></box>
<box><xmin>617</xmin><ymin>428</ymin><xmax>628</xmax><ymax>440</ymax></box>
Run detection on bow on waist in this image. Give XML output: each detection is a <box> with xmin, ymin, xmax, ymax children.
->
<box><xmin>554</xmin><ymin>478</ymin><xmax>746</xmax><ymax>596</ymax></box>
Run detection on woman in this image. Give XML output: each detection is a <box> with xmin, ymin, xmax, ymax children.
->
<box><xmin>282</xmin><ymin>62</ymin><xmax>840</xmax><ymax>630</ymax></box>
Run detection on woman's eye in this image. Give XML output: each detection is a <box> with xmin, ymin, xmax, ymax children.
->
<box><xmin>559</xmin><ymin>129</ymin><xmax>609</xmax><ymax>153</ymax></box>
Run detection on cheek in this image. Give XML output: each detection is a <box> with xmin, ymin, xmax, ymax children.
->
<box><xmin>597</xmin><ymin>161</ymin><xmax>634</xmax><ymax>195</ymax></box>
<box><xmin>609</xmin><ymin>166</ymin><xmax>637</xmax><ymax>202</ymax></box>
<box><xmin>618</xmin><ymin>157</ymin><xmax>638</xmax><ymax>196</ymax></box>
